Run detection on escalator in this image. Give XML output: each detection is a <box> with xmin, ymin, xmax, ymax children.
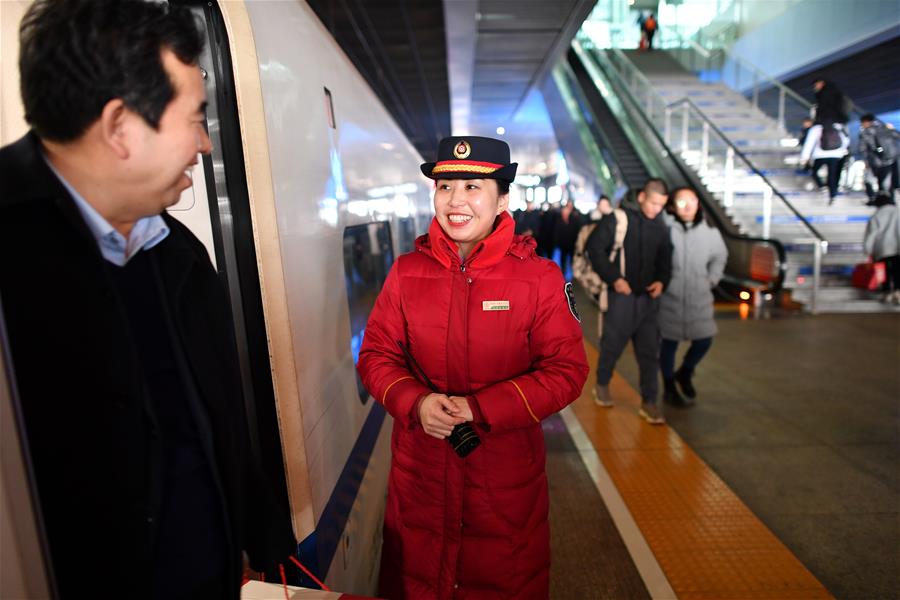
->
<box><xmin>567</xmin><ymin>48</ymin><xmax>649</xmax><ymax>190</ymax></box>
<box><xmin>555</xmin><ymin>43</ymin><xmax>786</xmax><ymax>294</ymax></box>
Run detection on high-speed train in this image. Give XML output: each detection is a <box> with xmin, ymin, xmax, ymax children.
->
<box><xmin>0</xmin><ymin>0</ymin><xmax>430</xmax><ymax>595</ymax></box>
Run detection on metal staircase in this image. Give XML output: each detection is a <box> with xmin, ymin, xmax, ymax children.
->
<box><xmin>588</xmin><ymin>42</ymin><xmax>894</xmax><ymax>313</ymax></box>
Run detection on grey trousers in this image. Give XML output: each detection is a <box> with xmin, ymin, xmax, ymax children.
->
<box><xmin>596</xmin><ymin>291</ymin><xmax>660</xmax><ymax>404</ymax></box>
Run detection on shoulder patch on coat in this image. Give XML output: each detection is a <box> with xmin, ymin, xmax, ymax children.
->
<box><xmin>564</xmin><ymin>282</ymin><xmax>581</xmax><ymax>322</ymax></box>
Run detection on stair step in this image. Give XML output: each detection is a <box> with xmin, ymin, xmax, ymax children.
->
<box><xmin>625</xmin><ymin>50</ymin><xmax>876</xmax><ymax>299</ymax></box>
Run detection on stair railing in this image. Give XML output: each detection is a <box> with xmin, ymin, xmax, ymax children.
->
<box><xmin>587</xmin><ymin>41</ymin><xmax>829</xmax><ymax>311</ymax></box>
<box><xmin>659</xmin><ymin>28</ymin><xmax>869</xmax><ymax>132</ymax></box>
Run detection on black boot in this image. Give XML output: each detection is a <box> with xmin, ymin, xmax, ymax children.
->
<box><xmin>674</xmin><ymin>368</ymin><xmax>696</xmax><ymax>399</ymax></box>
<box><xmin>663</xmin><ymin>378</ymin><xmax>692</xmax><ymax>407</ymax></box>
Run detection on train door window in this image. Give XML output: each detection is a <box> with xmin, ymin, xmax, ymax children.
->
<box><xmin>395</xmin><ymin>217</ymin><xmax>416</xmax><ymax>254</ymax></box>
<box><xmin>343</xmin><ymin>222</ymin><xmax>394</xmax><ymax>403</ymax></box>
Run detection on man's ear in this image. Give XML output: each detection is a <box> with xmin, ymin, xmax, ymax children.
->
<box><xmin>98</xmin><ymin>99</ymin><xmax>131</xmax><ymax>159</ymax></box>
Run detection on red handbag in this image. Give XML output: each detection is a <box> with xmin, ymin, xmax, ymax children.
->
<box><xmin>851</xmin><ymin>261</ymin><xmax>886</xmax><ymax>290</ymax></box>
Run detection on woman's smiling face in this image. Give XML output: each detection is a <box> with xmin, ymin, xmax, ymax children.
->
<box><xmin>434</xmin><ymin>178</ymin><xmax>508</xmax><ymax>259</ymax></box>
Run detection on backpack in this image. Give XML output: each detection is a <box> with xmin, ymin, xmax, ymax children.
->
<box><xmin>572</xmin><ymin>208</ymin><xmax>628</xmax><ymax>312</ymax></box>
<box><xmin>573</xmin><ymin>223</ymin><xmax>602</xmax><ymax>299</ymax></box>
<box><xmin>870</xmin><ymin>125</ymin><xmax>899</xmax><ymax>167</ymax></box>
<box><xmin>819</xmin><ymin>122</ymin><xmax>842</xmax><ymax>151</ymax></box>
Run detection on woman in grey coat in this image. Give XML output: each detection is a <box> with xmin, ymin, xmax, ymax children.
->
<box><xmin>862</xmin><ymin>192</ymin><xmax>900</xmax><ymax>304</ymax></box>
<box><xmin>659</xmin><ymin>188</ymin><xmax>728</xmax><ymax>406</ymax></box>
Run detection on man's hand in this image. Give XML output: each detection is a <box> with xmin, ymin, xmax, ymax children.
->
<box><xmin>418</xmin><ymin>393</ymin><xmax>466</xmax><ymax>439</ymax></box>
<box><xmin>613</xmin><ymin>278</ymin><xmax>632</xmax><ymax>295</ymax></box>
<box><xmin>646</xmin><ymin>281</ymin><xmax>664</xmax><ymax>298</ymax></box>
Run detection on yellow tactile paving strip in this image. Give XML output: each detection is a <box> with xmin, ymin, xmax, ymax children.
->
<box><xmin>574</xmin><ymin>341</ymin><xmax>833</xmax><ymax>599</ymax></box>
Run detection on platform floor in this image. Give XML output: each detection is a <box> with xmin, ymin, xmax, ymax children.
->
<box><xmin>544</xmin><ymin>288</ymin><xmax>898</xmax><ymax>599</ymax></box>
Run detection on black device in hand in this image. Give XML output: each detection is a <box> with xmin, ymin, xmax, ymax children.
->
<box><xmin>396</xmin><ymin>341</ymin><xmax>481</xmax><ymax>457</ymax></box>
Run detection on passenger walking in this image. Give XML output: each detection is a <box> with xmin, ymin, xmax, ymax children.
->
<box><xmin>863</xmin><ymin>193</ymin><xmax>900</xmax><ymax>304</ymax></box>
<box><xmin>537</xmin><ymin>202</ymin><xmax>559</xmax><ymax>258</ymax></box>
<box><xmin>642</xmin><ymin>13</ymin><xmax>658</xmax><ymax>50</ymax></box>
<box><xmin>0</xmin><ymin>1</ymin><xmax>296</xmax><ymax>596</ymax></box>
<box><xmin>858</xmin><ymin>113</ymin><xmax>899</xmax><ymax>202</ymax></box>
<box><xmin>800</xmin><ymin>120</ymin><xmax>850</xmax><ymax>204</ymax></box>
<box><xmin>514</xmin><ymin>199</ymin><xmax>542</xmax><ymax>238</ymax></box>
<box><xmin>586</xmin><ymin>178</ymin><xmax>673</xmax><ymax>424</ymax></box>
<box><xmin>658</xmin><ymin>188</ymin><xmax>728</xmax><ymax>406</ymax></box>
<box><xmin>357</xmin><ymin>136</ymin><xmax>588</xmax><ymax>599</ymax></box>
<box><xmin>590</xmin><ymin>194</ymin><xmax>614</xmax><ymax>221</ymax></box>
<box><xmin>554</xmin><ymin>200</ymin><xmax>583</xmax><ymax>278</ymax></box>
<box><xmin>812</xmin><ymin>79</ymin><xmax>849</xmax><ymax>125</ymax></box>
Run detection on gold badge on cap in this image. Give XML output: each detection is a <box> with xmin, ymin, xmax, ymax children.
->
<box><xmin>453</xmin><ymin>140</ymin><xmax>471</xmax><ymax>159</ymax></box>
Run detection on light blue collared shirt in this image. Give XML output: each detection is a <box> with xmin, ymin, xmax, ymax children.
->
<box><xmin>43</xmin><ymin>155</ymin><xmax>170</xmax><ymax>266</ymax></box>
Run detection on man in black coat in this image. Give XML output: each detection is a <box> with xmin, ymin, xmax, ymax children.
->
<box><xmin>0</xmin><ymin>1</ymin><xmax>295</xmax><ymax>597</ymax></box>
<box><xmin>585</xmin><ymin>179</ymin><xmax>672</xmax><ymax>424</ymax></box>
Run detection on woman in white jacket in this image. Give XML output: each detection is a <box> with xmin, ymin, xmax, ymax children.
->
<box><xmin>659</xmin><ymin>188</ymin><xmax>728</xmax><ymax>406</ymax></box>
<box><xmin>863</xmin><ymin>192</ymin><xmax>900</xmax><ymax>304</ymax></box>
<box><xmin>800</xmin><ymin>122</ymin><xmax>850</xmax><ymax>204</ymax></box>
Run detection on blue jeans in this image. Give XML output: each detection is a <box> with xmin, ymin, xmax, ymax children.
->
<box><xmin>660</xmin><ymin>337</ymin><xmax>713</xmax><ymax>380</ymax></box>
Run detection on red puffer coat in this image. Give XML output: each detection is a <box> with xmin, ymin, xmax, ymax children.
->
<box><xmin>358</xmin><ymin>212</ymin><xmax>589</xmax><ymax>599</ymax></box>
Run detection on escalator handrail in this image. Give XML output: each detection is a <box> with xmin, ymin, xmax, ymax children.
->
<box><xmin>576</xmin><ymin>41</ymin><xmax>787</xmax><ymax>290</ymax></box>
<box><xmin>551</xmin><ymin>62</ymin><xmax>625</xmax><ymax>196</ymax></box>
<box><xmin>666</xmin><ymin>96</ymin><xmax>827</xmax><ymax>245</ymax></box>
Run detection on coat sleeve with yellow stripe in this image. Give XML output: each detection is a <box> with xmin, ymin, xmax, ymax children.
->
<box><xmin>472</xmin><ymin>262</ymin><xmax>589</xmax><ymax>432</ymax></box>
<box><xmin>357</xmin><ymin>262</ymin><xmax>432</xmax><ymax>429</ymax></box>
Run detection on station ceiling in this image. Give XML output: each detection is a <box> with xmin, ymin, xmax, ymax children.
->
<box><xmin>306</xmin><ymin>0</ymin><xmax>594</xmax><ymax>172</ymax></box>
<box><xmin>306</xmin><ymin>0</ymin><xmax>453</xmax><ymax>160</ymax></box>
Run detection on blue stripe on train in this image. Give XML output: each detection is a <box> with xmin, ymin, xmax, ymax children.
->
<box><xmin>755</xmin><ymin>215</ymin><xmax>870</xmax><ymax>224</ymax></box>
<box><xmin>296</xmin><ymin>401</ymin><xmax>387</xmax><ymax>588</ymax></box>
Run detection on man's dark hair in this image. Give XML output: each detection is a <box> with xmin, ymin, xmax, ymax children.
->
<box><xmin>860</xmin><ymin>113</ymin><xmax>876</xmax><ymax>123</ymax></box>
<box><xmin>19</xmin><ymin>0</ymin><xmax>204</xmax><ymax>142</ymax></box>
<box><xmin>642</xmin><ymin>178</ymin><xmax>668</xmax><ymax>196</ymax></box>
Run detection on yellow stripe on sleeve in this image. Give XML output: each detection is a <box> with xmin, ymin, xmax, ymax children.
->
<box><xmin>382</xmin><ymin>376</ymin><xmax>414</xmax><ymax>405</ymax></box>
<box><xmin>509</xmin><ymin>379</ymin><xmax>539</xmax><ymax>423</ymax></box>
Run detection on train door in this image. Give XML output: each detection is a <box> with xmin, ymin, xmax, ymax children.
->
<box><xmin>174</xmin><ymin>0</ymin><xmax>293</xmax><ymax>535</ymax></box>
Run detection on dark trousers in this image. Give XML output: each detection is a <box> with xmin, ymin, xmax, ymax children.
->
<box><xmin>812</xmin><ymin>157</ymin><xmax>842</xmax><ymax>199</ymax></box>
<box><xmin>660</xmin><ymin>337</ymin><xmax>713</xmax><ymax>380</ymax></box>
<box><xmin>597</xmin><ymin>292</ymin><xmax>660</xmax><ymax>403</ymax></box>
<box><xmin>884</xmin><ymin>255</ymin><xmax>900</xmax><ymax>292</ymax></box>
<box><xmin>866</xmin><ymin>164</ymin><xmax>894</xmax><ymax>199</ymax></box>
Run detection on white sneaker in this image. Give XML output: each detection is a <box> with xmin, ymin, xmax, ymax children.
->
<box><xmin>593</xmin><ymin>384</ymin><xmax>614</xmax><ymax>408</ymax></box>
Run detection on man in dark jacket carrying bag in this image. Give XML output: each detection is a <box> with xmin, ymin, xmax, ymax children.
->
<box><xmin>859</xmin><ymin>113</ymin><xmax>899</xmax><ymax>202</ymax></box>
<box><xmin>585</xmin><ymin>179</ymin><xmax>673</xmax><ymax>424</ymax></box>
<box><xmin>0</xmin><ymin>1</ymin><xmax>296</xmax><ymax>596</ymax></box>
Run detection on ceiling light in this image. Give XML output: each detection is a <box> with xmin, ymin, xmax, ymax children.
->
<box><xmin>496</xmin><ymin>126</ymin><xmax>505</xmax><ymax>135</ymax></box>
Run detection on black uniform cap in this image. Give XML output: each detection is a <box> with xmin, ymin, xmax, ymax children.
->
<box><xmin>421</xmin><ymin>136</ymin><xmax>518</xmax><ymax>183</ymax></box>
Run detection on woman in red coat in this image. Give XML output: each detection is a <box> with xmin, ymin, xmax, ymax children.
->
<box><xmin>358</xmin><ymin>136</ymin><xmax>589</xmax><ymax>599</ymax></box>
